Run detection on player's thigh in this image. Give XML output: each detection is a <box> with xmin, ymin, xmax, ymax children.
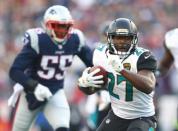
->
<box><xmin>96</xmin><ymin>110</ymin><xmax>128</xmax><ymax>131</ymax></box>
<box><xmin>127</xmin><ymin>117</ymin><xmax>156</xmax><ymax>131</ymax></box>
<box><xmin>12</xmin><ymin>92</ymin><xmax>40</xmax><ymax>131</ymax></box>
<box><xmin>43</xmin><ymin>89</ymin><xmax>70</xmax><ymax>129</ymax></box>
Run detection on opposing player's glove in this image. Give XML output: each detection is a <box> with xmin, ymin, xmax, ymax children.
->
<box><xmin>78</xmin><ymin>67</ymin><xmax>104</xmax><ymax>88</ymax></box>
<box><xmin>108</xmin><ymin>55</ymin><xmax>124</xmax><ymax>73</ymax></box>
<box><xmin>8</xmin><ymin>83</ymin><xmax>24</xmax><ymax>107</ymax></box>
<box><xmin>34</xmin><ymin>84</ymin><xmax>52</xmax><ymax>101</ymax></box>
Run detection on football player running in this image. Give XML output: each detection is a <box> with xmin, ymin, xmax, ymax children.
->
<box><xmin>8</xmin><ymin>5</ymin><xmax>94</xmax><ymax>131</ymax></box>
<box><xmin>78</xmin><ymin>18</ymin><xmax>158</xmax><ymax>131</ymax></box>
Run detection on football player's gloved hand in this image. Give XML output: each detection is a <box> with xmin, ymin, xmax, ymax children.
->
<box><xmin>108</xmin><ymin>55</ymin><xmax>124</xmax><ymax>73</ymax></box>
<box><xmin>78</xmin><ymin>67</ymin><xmax>104</xmax><ymax>88</ymax></box>
<box><xmin>8</xmin><ymin>83</ymin><xmax>24</xmax><ymax>107</ymax></box>
<box><xmin>34</xmin><ymin>84</ymin><xmax>52</xmax><ymax>101</ymax></box>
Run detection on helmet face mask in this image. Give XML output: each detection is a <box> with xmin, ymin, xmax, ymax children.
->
<box><xmin>43</xmin><ymin>5</ymin><xmax>74</xmax><ymax>43</ymax></box>
<box><xmin>110</xmin><ymin>35</ymin><xmax>133</xmax><ymax>52</ymax></box>
<box><xmin>107</xmin><ymin>18</ymin><xmax>138</xmax><ymax>57</ymax></box>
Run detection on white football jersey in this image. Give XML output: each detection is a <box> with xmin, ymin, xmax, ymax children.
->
<box><xmin>165</xmin><ymin>28</ymin><xmax>178</xmax><ymax>70</ymax></box>
<box><xmin>93</xmin><ymin>44</ymin><xmax>156</xmax><ymax>119</ymax></box>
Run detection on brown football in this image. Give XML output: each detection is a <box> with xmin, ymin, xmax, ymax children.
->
<box><xmin>78</xmin><ymin>66</ymin><xmax>108</xmax><ymax>95</ymax></box>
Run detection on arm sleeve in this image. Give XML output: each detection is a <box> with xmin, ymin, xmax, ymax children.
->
<box><xmin>137</xmin><ymin>51</ymin><xmax>157</xmax><ymax>72</ymax></box>
<box><xmin>9</xmin><ymin>32</ymin><xmax>38</xmax><ymax>91</ymax></box>
<box><xmin>77</xmin><ymin>45</ymin><xmax>93</xmax><ymax>67</ymax></box>
<box><xmin>75</xmin><ymin>29</ymin><xmax>93</xmax><ymax>67</ymax></box>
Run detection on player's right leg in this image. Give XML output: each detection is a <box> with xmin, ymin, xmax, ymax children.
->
<box><xmin>43</xmin><ymin>89</ymin><xmax>70</xmax><ymax>131</ymax></box>
<box><xmin>12</xmin><ymin>92</ymin><xmax>40</xmax><ymax>131</ymax></box>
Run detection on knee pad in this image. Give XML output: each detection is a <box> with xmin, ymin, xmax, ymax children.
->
<box><xmin>55</xmin><ymin>127</ymin><xmax>69</xmax><ymax>131</ymax></box>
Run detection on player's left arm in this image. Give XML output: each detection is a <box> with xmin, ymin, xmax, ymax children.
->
<box><xmin>9</xmin><ymin>30</ymin><xmax>43</xmax><ymax>93</ymax></box>
<box><xmin>120</xmin><ymin>51</ymin><xmax>157</xmax><ymax>94</ymax></box>
<box><xmin>9</xmin><ymin>35</ymin><xmax>39</xmax><ymax>90</ymax></box>
<box><xmin>157</xmin><ymin>40</ymin><xmax>174</xmax><ymax>76</ymax></box>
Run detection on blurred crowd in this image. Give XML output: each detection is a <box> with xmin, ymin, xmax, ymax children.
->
<box><xmin>0</xmin><ymin>0</ymin><xmax>178</xmax><ymax>130</ymax></box>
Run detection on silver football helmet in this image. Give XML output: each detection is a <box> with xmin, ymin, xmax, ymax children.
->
<box><xmin>43</xmin><ymin>5</ymin><xmax>74</xmax><ymax>43</ymax></box>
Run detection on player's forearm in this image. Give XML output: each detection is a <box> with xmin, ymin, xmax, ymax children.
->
<box><xmin>120</xmin><ymin>69</ymin><xmax>155</xmax><ymax>94</ymax></box>
<box><xmin>9</xmin><ymin>68</ymin><xmax>38</xmax><ymax>92</ymax></box>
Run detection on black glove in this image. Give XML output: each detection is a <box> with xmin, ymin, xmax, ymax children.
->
<box><xmin>25</xmin><ymin>93</ymin><xmax>46</xmax><ymax>110</ymax></box>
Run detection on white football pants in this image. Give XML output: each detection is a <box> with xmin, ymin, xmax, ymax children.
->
<box><xmin>12</xmin><ymin>89</ymin><xmax>70</xmax><ymax>131</ymax></box>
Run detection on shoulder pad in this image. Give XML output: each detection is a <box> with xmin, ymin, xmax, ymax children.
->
<box><xmin>134</xmin><ymin>47</ymin><xmax>150</xmax><ymax>57</ymax></box>
<box><xmin>137</xmin><ymin>50</ymin><xmax>157</xmax><ymax>71</ymax></box>
<box><xmin>71</xmin><ymin>28</ymin><xmax>86</xmax><ymax>49</ymax></box>
<box><xmin>26</xmin><ymin>28</ymin><xmax>44</xmax><ymax>54</ymax></box>
<box><xmin>93</xmin><ymin>44</ymin><xmax>108</xmax><ymax>66</ymax></box>
<box><xmin>95</xmin><ymin>43</ymin><xmax>108</xmax><ymax>52</ymax></box>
